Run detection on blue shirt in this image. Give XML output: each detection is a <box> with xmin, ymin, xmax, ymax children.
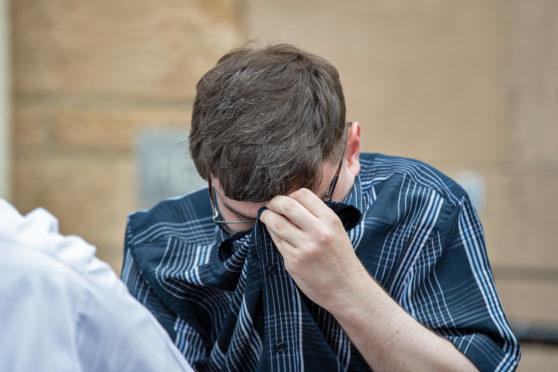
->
<box><xmin>0</xmin><ymin>199</ymin><xmax>193</xmax><ymax>372</ymax></box>
<box><xmin>122</xmin><ymin>153</ymin><xmax>520</xmax><ymax>371</ymax></box>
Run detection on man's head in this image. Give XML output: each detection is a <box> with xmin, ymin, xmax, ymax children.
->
<box><xmin>189</xmin><ymin>43</ymin><xmax>347</xmax><ymax>202</ymax></box>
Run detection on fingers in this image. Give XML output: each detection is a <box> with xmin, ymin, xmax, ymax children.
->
<box><xmin>261</xmin><ymin>188</ymin><xmax>341</xmax><ymax>253</ymax></box>
<box><xmin>266</xmin><ymin>227</ymin><xmax>295</xmax><ymax>257</ymax></box>
<box><xmin>260</xmin><ymin>209</ymin><xmax>304</xmax><ymax>247</ymax></box>
<box><xmin>287</xmin><ymin>188</ymin><xmax>337</xmax><ymax>221</ymax></box>
<box><xmin>265</xmin><ymin>192</ymin><xmax>319</xmax><ymax>231</ymax></box>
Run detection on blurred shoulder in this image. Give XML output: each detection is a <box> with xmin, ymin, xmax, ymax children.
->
<box><xmin>126</xmin><ymin>187</ymin><xmax>214</xmax><ymax>244</ymax></box>
<box><xmin>359</xmin><ymin>153</ymin><xmax>467</xmax><ymax>207</ymax></box>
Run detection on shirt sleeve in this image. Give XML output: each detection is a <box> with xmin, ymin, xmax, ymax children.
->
<box><xmin>0</xmin><ymin>244</ymin><xmax>83</xmax><ymax>372</ymax></box>
<box><xmin>400</xmin><ymin>195</ymin><xmax>520</xmax><ymax>372</ymax></box>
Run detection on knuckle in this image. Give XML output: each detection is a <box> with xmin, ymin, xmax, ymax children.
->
<box><xmin>267</xmin><ymin>197</ymin><xmax>280</xmax><ymax>210</ymax></box>
<box><xmin>305</xmin><ymin>244</ymin><xmax>320</xmax><ymax>258</ymax></box>
<box><xmin>291</xmin><ymin>188</ymin><xmax>310</xmax><ymax>200</ymax></box>
<box><xmin>301</xmin><ymin>187</ymin><xmax>312</xmax><ymax>194</ymax></box>
<box><xmin>283</xmin><ymin>198</ymin><xmax>297</xmax><ymax>213</ymax></box>
<box><xmin>315</xmin><ymin>226</ymin><xmax>333</xmax><ymax>244</ymax></box>
<box><xmin>273</xmin><ymin>219</ymin><xmax>285</xmax><ymax>232</ymax></box>
<box><xmin>328</xmin><ymin>213</ymin><xmax>342</xmax><ymax>225</ymax></box>
<box><xmin>299</xmin><ymin>188</ymin><xmax>313</xmax><ymax>198</ymax></box>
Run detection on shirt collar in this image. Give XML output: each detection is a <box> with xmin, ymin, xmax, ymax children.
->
<box><xmin>215</xmin><ymin>175</ymin><xmax>364</xmax><ymax>256</ymax></box>
<box><xmin>340</xmin><ymin>172</ymin><xmax>364</xmax><ymax>214</ymax></box>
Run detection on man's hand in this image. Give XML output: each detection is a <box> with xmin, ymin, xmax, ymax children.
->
<box><xmin>260</xmin><ymin>188</ymin><xmax>479</xmax><ymax>371</ymax></box>
<box><xmin>259</xmin><ymin>188</ymin><xmax>367</xmax><ymax>312</ymax></box>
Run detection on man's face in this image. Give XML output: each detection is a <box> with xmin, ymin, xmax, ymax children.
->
<box><xmin>211</xmin><ymin>159</ymin><xmax>344</xmax><ymax>233</ymax></box>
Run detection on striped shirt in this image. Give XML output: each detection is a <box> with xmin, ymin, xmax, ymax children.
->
<box><xmin>122</xmin><ymin>153</ymin><xmax>520</xmax><ymax>371</ymax></box>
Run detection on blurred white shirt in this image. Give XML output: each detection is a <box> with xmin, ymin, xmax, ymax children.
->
<box><xmin>0</xmin><ymin>199</ymin><xmax>194</xmax><ymax>372</ymax></box>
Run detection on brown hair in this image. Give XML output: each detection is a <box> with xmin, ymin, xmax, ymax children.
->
<box><xmin>189</xmin><ymin>43</ymin><xmax>346</xmax><ymax>202</ymax></box>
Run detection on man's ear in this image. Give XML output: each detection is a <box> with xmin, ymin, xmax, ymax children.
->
<box><xmin>345</xmin><ymin>121</ymin><xmax>361</xmax><ymax>177</ymax></box>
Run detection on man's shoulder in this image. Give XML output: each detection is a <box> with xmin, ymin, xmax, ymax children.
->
<box><xmin>1</xmin><ymin>241</ymin><xmax>88</xmax><ymax>289</ymax></box>
<box><xmin>126</xmin><ymin>187</ymin><xmax>214</xmax><ymax>244</ymax></box>
<box><xmin>359</xmin><ymin>153</ymin><xmax>467</xmax><ymax>206</ymax></box>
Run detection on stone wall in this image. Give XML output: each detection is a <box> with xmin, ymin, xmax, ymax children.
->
<box><xmin>11</xmin><ymin>0</ymin><xmax>242</xmax><ymax>266</ymax></box>
<box><xmin>11</xmin><ymin>0</ymin><xmax>558</xmax><ymax>369</ymax></box>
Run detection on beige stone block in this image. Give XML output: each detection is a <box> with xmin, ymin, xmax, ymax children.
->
<box><xmin>12</xmin><ymin>0</ymin><xmax>241</xmax><ymax>99</ymax></box>
<box><xmin>512</xmin><ymin>0</ymin><xmax>558</xmax><ymax>166</ymax></box>
<box><xmin>424</xmin><ymin>162</ymin><xmax>516</xmax><ymax>268</ymax></box>
<box><xmin>414</xmin><ymin>162</ymin><xmax>558</xmax><ymax>271</ymax></box>
<box><xmin>52</xmin><ymin>105</ymin><xmax>191</xmax><ymax>151</ymax></box>
<box><xmin>245</xmin><ymin>0</ymin><xmax>513</xmax><ymax>164</ymax></box>
<box><xmin>13</xmin><ymin>154</ymin><xmax>136</xmax><ymax>272</ymax></box>
<box><xmin>507</xmin><ymin>166</ymin><xmax>558</xmax><ymax>269</ymax></box>
<box><xmin>518</xmin><ymin>345</ymin><xmax>558</xmax><ymax>372</ymax></box>
<box><xmin>496</xmin><ymin>278</ymin><xmax>558</xmax><ymax>324</ymax></box>
<box><xmin>462</xmin><ymin>166</ymin><xmax>519</xmax><ymax>268</ymax></box>
<box><xmin>13</xmin><ymin>102</ymin><xmax>48</xmax><ymax>149</ymax></box>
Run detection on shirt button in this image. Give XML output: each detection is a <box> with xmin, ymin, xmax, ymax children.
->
<box><xmin>274</xmin><ymin>342</ymin><xmax>286</xmax><ymax>353</ymax></box>
<box><xmin>267</xmin><ymin>264</ymin><xmax>278</xmax><ymax>275</ymax></box>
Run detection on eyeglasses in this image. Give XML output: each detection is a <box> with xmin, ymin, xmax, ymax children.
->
<box><xmin>208</xmin><ymin>180</ymin><xmax>257</xmax><ymax>232</ymax></box>
<box><xmin>208</xmin><ymin>154</ymin><xmax>344</xmax><ymax>233</ymax></box>
<box><xmin>324</xmin><ymin>150</ymin><xmax>344</xmax><ymax>202</ymax></box>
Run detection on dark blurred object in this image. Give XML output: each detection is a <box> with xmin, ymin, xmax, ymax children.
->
<box><xmin>513</xmin><ymin>324</ymin><xmax>558</xmax><ymax>346</ymax></box>
<box><xmin>495</xmin><ymin>265</ymin><xmax>558</xmax><ymax>346</ymax></box>
<box><xmin>136</xmin><ymin>129</ymin><xmax>206</xmax><ymax>208</ymax></box>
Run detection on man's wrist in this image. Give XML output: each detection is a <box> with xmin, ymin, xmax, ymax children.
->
<box><xmin>324</xmin><ymin>266</ymin><xmax>378</xmax><ymax>320</ymax></box>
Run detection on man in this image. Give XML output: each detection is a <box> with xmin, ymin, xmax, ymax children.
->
<box><xmin>122</xmin><ymin>44</ymin><xmax>520</xmax><ymax>371</ymax></box>
<box><xmin>0</xmin><ymin>199</ymin><xmax>193</xmax><ymax>372</ymax></box>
